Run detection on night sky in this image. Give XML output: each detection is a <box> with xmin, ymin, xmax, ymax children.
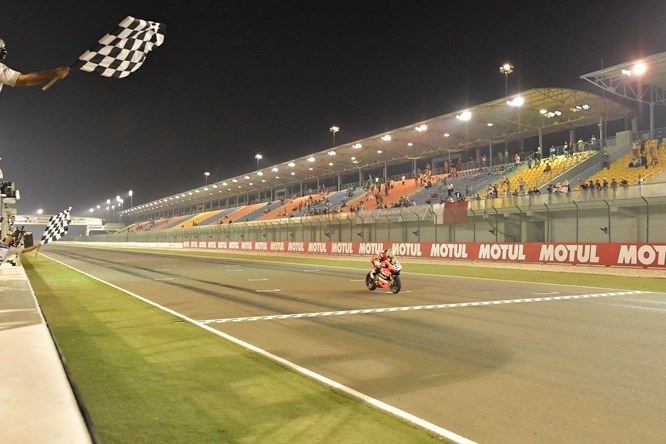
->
<box><xmin>1</xmin><ymin>0</ymin><xmax>665</xmax><ymax>218</ymax></box>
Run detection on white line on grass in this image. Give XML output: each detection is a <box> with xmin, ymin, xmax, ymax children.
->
<box><xmin>200</xmin><ymin>290</ymin><xmax>652</xmax><ymax>324</ymax></box>
<box><xmin>35</xmin><ymin>254</ymin><xmax>479</xmax><ymax>444</ymax></box>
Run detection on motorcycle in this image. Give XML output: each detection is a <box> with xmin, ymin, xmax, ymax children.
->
<box><xmin>366</xmin><ymin>259</ymin><xmax>402</xmax><ymax>294</ymax></box>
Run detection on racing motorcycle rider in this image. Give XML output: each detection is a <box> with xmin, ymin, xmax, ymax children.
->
<box><xmin>369</xmin><ymin>249</ymin><xmax>396</xmax><ymax>281</ymax></box>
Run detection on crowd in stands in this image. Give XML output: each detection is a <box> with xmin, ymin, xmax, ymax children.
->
<box><xmin>121</xmin><ymin>134</ymin><xmax>665</xmax><ymax>233</ymax></box>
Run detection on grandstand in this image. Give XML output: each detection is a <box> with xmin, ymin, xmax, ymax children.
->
<box><xmin>117</xmin><ymin>87</ymin><xmax>637</xmax><ymax>224</ymax></box>
<box><xmin>101</xmin><ymin>53</ymin><xmax>666</xmax><ymax>244</ymax></box>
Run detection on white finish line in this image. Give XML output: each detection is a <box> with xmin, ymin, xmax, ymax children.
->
<box><xmin>200</xmin><ymin>290</ymin><xmax>652</xmax><ymax>324</ymax></box>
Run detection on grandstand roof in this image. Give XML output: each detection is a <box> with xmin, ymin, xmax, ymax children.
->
<box><xmin>128</xmin><ymin>87</ymin><xmax>634</xmax><ymax>217</ymax></box>
<box><xmin>580</xmin><ymin>51</ymin><xmax>666</xmax><ymax>105</ymax></box>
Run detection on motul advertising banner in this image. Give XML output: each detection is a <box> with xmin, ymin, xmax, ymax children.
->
<box><xmin>181</xmin><ymin>241</ymin><xmax>666</xmax><ymax>269</ymax></box>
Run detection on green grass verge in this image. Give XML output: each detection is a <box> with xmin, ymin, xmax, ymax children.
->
<box><xmin>22</xmin><ymin>255</ymin><xmax>447</xmax><ymax>444</ymax></box>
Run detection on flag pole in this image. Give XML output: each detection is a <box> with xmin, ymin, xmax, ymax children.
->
<box><xmin>42</xmin><ymin>77</ymin><xmax>59</xmax><ymax>91</ymax></box>
<box><xmin>42</xmin><ymin>61</ymin><xmax>77</xmax><ymax>91</ymax></box>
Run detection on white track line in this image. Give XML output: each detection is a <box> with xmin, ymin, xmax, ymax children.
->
<box><xmin>200</xmin><ymin>290</ymin><xmax>652</xmax><ymax>324</ymax></box>
<box><xmin>39</xmin><ymin>254</ymin><xmax>476</xmax><ymax>444</ymax></box>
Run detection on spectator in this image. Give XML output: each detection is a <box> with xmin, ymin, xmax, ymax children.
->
<box><xmin>0</xmin><ymin>39</ymin><xmax>70</xmax><ymax>88</ymax></box>
<box><xmin>1</xmin><ymin>230</ymin><xmax>42</xmax><ymax>264</ymax></box>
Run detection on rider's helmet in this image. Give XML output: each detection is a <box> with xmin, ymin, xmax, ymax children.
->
<box><xmin>385</xmin><ymin>249</ymin><xmax>395</xmax><ymax>263</ymax></box>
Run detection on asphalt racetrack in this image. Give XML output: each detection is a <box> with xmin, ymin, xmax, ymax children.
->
<box><xmin>42</xmin><ymin>245</ymin><xmax>665</xmax><ymax>444</ymax></box>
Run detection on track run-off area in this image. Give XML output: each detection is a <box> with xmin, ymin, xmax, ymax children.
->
<box><xmin>41</xmin><ymin>245</ymin><xmax>666</xmax><ymax>444</ymax></box>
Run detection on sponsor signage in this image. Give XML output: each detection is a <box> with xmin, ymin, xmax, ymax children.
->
<box><xmin>14</xmin><ymin>215</ymin><xmax>105</xmax><ymax>226</ymax></box>
<box><xmin>180</xmin><ymin>241</ymin><xmax>666</xmax><ymax>268</ymax></box>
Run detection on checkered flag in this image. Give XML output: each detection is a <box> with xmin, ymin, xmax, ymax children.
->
<box><xmin>43</xmin><ymin>16</ymin><xmax>165</xmax><ymax>90</ymax></box>
<box><xmin>75</xmin><ymin>16</ymin><xmax>166</xmax><ymax>78</ymax></box>
<box><xmin>40</xmin><ymin>207</ymin><xmax>72</xmax><ymax>244</ymax></box>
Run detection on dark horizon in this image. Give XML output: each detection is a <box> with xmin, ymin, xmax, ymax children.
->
<box><xmin>1</xmin><ymin>0</ymin><xmax>665</xmax><ymax>218</ymax></box>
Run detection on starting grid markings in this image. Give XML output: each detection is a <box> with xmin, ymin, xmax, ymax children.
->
<box><xmin>200</xmin><ymin>290</ymin><xmax>652</xmax><ymax>324</ymax></box>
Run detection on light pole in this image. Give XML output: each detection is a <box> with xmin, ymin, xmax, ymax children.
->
<box><xmin>116</xmin><ymin>196</ymin><xmax>124</xmax><ymax>223</ymax></box>
<box><xmin>204</xmin><ymin>171</ymin><xmax>210</xmax><ymax>184</ymax></box>
<box><xmin>499</xmin><ymin>62</ymin><xmax>514</xmax><ymax>97</ymax></box>
<box><xmin>255</xmin><ymin>154</ymin><xmax>262</xmax><ymax>170</ymax></box>
<box><xmin>129</xmin><ymin>190</ymin><xmax>133</xmax><ymax>208</ymax></box>
<box><xmin>330</xmin><ymin>126</ymin><xmax>339</xmax><ymax>147</ymax></box>
<box><xmin>499</xmin><ymin>63</ymin><xmax>514</xmax><ymax>162</ymax></box>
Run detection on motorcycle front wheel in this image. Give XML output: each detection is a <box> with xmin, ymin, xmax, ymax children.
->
<box><xmin>365</xmin><ymin>272</ymin><xmax>377</xmax><ymax>291</ymax></box>
<box><xmin>390</xmin><ymin>275</ymin><xmax>401</xmax><ymax>294</ymax></box>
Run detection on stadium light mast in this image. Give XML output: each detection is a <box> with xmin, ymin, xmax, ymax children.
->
<box><xmin>330</xmin><ymin>126</ymin><xmax>340</xmax><ymax>147</ymax></box>
<box><xmin>204</xmin><ymin>171</ymin><xmax>210</xmax><ymax>184</ymax></box>
<box><xmin>499</xmin><ymin>62</ymin><xmax>514</xmax><ymax>161</ymax></box>
<box><xmin>255</xmin><ymin>154</ymin><xmax>262</xmax><ymax>170</ymax></box>
<box><xmin>499</xmin><ymin>62</ymin><xmax>514</xmax><ymax>96</ymax></box>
